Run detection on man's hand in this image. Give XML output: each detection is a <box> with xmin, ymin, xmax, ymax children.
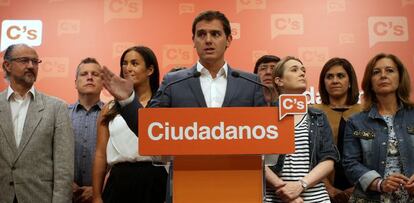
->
<box><xmin>73</xmin><ymin>186</ymin><xmax>93</xmax><ymax>203</ymax></box>
<box><xmin>73</xmin><ymin>182</ymin><xmax>80</xmax><ymax>194</ymax></box>
<box><xmin>79</xmin><ymin>186</ymin><xmax>93</xmax><ymax>203</ymax></box>
<box><xmin>101</xmin><ymin>65</ymin><xmax>133</xmax><ymax>100</ymax></box>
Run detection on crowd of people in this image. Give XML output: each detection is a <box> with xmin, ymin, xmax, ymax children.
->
<box><xmin>0</xmin><ymin>10</ymin><xmax>413</xmax><ymax>203</ymax></box>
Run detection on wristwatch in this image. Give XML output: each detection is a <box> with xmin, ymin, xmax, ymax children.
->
<box><xmin>299</xmin><ymin>179</ymin><xmax>308</xmax><ymax>190</ymax></box>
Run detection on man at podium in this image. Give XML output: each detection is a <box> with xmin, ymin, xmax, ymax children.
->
<box><xmin>100</xmin><ymin>10</ymin><xmax>267</xmax><ymax>203</ymax></box>
<box><xmin>101</xmin><ymin>10</ymin><xmax>266</xmax><ymax>134</ymax></box>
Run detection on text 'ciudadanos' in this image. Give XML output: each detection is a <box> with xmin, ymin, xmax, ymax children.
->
<box><xmin>138</xmin><ymin>95</ymin><xmax>307</xmax><ymax>156</ymax></box>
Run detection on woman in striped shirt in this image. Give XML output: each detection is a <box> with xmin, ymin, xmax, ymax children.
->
<box><xmin>265</xmin><ymin>56</ymin><xmax>340</xmax><ymax>203</ymax></box>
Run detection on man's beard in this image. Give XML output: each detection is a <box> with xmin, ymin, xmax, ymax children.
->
<box><xmin>17</xmin><ymin>72</ymin><xmax>37</xmax><ymax>86</ymax></box>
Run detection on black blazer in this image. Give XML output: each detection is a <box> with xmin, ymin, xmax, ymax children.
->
<box><xmin>120</xmin><ymin>65</ymin><xmax>266</xmax><ymax>135</ymax></box>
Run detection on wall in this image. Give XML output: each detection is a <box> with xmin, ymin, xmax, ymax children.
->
<box><xmin>1</xmin><ymin>0</ymin><xmax>413</xmax><ymax>103</ymax></box>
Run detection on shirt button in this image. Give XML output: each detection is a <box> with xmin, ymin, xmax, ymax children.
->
<box><xmin>381</xmin><ymin>161</ymin><xmax>385</xmax><ymax>165</ymax></box>
<box><xmin>11</xmin><ymin>166</ymin><xmax>16</xmax><ymax>170</ymax></box>
<box><xmin>9</xmin><ymin>181</ymin><xmax>14</xmax><ymax>186</ymax></box>
<box><xmin>84</xmin><ymin>126</ymin><xmax>88</xmax><ymax>128</ymax></box>
<box><xmin>382</xmin><ymin>142</ymin><xmax>386</xmax><ymax>146</ymax></box>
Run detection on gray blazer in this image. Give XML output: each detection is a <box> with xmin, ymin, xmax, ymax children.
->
<box><xmin>0</xmin><ymin>89</ymin><xmax>74</xmax><ymax>203</ymax></box>
<box><xmin>120</xmin><ymin>66</ymin><xmax>266</xmax><ymax>135</ymax></box>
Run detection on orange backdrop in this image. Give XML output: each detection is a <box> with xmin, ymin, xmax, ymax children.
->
<box><xmin>1</xmin><ymin>0</ymin><xmax>413</xmax><ymax>103</ymax></box>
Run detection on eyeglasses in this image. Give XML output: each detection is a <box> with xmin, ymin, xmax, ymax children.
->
<box><xmin>10</xmin><ymin>57</ymin><xmax>42</xmax><ymax>66</ymax></box>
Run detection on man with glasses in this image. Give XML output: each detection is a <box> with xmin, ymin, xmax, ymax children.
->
<box><xmin>253</xmin><ymin>55</ymin><xmax>281</xmax><ymax>103</ymax></box>
<box><xmin>0</xmin><ymin>44</ymin><xmax>74</xmax><ymax>203</ymax></box>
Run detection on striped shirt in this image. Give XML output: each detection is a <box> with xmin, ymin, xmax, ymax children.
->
<box><xmin>265</xmin><ymin>114</ymin><xmax>330</xmax><ymax>203</ymax></box>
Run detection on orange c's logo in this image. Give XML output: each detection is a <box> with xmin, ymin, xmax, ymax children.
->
<box><xmin>1</xmin><ymin>20</ymin><xmax>42</xmax><ymax>51</ymax></box>
<box><xmin>279</xmin><ymin>94</ymin><xmax>307</xmax><ymax>120</ymax></box>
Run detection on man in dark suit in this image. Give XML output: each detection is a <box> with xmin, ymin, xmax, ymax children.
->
<box><xmin>101</xmin><ymin>10</ymin><xmax>266</xmax><ymax>132</ymax></box>
<box><xmin>100</xmin><ymin>10</ymin><xmax>266</xmax><ymax>203</ymax></box>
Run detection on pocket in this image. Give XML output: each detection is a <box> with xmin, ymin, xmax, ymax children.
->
<box><xmin>407</xmin><ymin>124</ymin><xmax>414</xmax><ymax>135</ymax></box>
<box><xmin>360</xmin><ymin>139</ymin><xmax>374</xmax><ymax>165</ymax></box>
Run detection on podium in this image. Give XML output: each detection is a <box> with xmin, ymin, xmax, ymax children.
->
<box><xmin>139</xmin><ymin>107</ymin><xmax>295</xmax><ymax>203</ymax></box>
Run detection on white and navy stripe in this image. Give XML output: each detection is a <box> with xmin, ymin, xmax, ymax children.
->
<box><xmin>265</xmin><ymin>114</ymin><xmax>330</xmax><ymax>203</ymax></box>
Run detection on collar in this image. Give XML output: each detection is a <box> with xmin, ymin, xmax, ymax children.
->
<box><xmin>73</xmin><ymin>100</ymin><xmax>104</xmax><ymax>112</ymax></box>
<box><xmin>368</xmin><ymin>102</ymin><xmax>404</xmax><ymax>119</ymax></box>
<box><xmin>7</xmin><ymin>85</ymin><xmax>35</xmax><ymax>101</ymax></box>
<box><xmin>196</xmin><ymin>61</ymin><xmax>228</xmax><ymax>78</ymax></box>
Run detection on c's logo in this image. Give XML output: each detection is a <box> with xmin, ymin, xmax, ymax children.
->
<box><xmin>162</xmin><ymin>45</ymin><xmax>193</xmax><ymax>68</ymax></box>
<box><xmin>104</xmin><ymin>0</ymin><xmax>143</xmax><ymax>23</ymax></box>
<box><xmin>368</xmin><ymin>16</ymin><xmax>408</xmax><ymax>47</ymax></box>
<box><xmin>279</xmin><ymin>94</ymin><xmax>307</xmax><ymax>120</ymax></box>
<box><xmin>1</xmin><ymin>20</ymin><xmax>42</xmax><ymax>51</ymax></box>
<box><xmin>271</xmin><ymin>14</ymin><xmax>303</xmax><ymax>39</ymax></box>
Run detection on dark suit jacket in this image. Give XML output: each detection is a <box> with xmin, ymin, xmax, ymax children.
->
<box><xmin>120</xmin><ymin>65</ymin><xmax>266</xmax><ymax>135</ymax></box>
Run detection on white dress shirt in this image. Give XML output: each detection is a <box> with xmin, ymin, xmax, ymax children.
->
<box><xmin>7</xmin><ymin>86</ymin><xmax>35</xmax><ymax>147</ymax></box>
<box><xmin>196</xmin><ymin>61</ymin><xmax>228</xmax><ymax>108</ymax></box>
<box><xmin>119</xmin><ymin>62</ymin><xmax>229</xmax><ymax>108</ymax></box>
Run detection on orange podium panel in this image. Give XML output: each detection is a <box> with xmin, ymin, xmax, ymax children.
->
<box><xmin>173</xmin><ymin>155</ymin><xmax>263</xmax><ymax>203</ymax></box>
<box><xmin>139</xmin><ymin>107</ymin><xmax>296</xmax><ymax>203</ymax></box>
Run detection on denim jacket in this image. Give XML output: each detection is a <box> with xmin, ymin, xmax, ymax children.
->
<box><xmin>270</xmin><ymin>107</ymin><xmax>340</xmax><ymax>174</ymax></box>
<box><xmin>342</xmin><ymin>104</ymin><xmax>414</xmax><ymax>201</ymax></box>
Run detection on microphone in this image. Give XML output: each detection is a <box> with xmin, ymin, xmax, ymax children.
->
<box><xmin>158</xmin><ymin>71</ymin><xmax>201</xmax><ymax>107</ymax></box>
<box><xmin>231</xmin><ymin>71</ymin><xmax>273</xmax><ymax>106</ymax></box>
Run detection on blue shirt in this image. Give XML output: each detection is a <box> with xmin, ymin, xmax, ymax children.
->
<box><xmin>68</xmin><ymin>101</ymin><xmax>104</xmax><ymax>186</ymax></box>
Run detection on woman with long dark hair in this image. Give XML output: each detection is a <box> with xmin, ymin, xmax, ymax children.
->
<box><xmin>313</xmin><ymin>57</ymin><xmax>362</xmax><ymax>202</ymax></box>
<box><xmin>92</xmin><ymin>46</ymin><xmax>166</xmax><ymax>203</ymax></box>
